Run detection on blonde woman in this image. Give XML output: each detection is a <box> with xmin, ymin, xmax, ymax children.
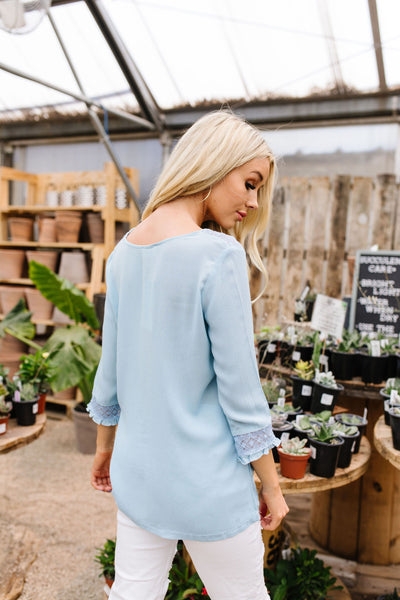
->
<box><xmin>89</xmin><ymin>111</ymin><xmax>288</xmax><ymax>600</ymax></box>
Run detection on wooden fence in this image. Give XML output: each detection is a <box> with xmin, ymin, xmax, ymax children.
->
<box><xmin>251</xmin><ymin>173</ymin><xmax>400</xmax><ymax>330</ymax></box>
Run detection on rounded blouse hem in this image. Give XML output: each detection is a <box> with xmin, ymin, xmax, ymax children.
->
<box><xmin>115</xmin><ymin>508</ymin><xmax>260</xmax><ymax>542</ymax></box>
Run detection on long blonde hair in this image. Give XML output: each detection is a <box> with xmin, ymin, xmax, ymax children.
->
<box><xmin>142</xmin><ymin>111</ymin><xmax>275</xmax><ymax>287</ymax></box>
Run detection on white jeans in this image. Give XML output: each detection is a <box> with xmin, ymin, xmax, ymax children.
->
<box><xmin>109</xmin><ymin>510</ymin><xmax>270</xmax><ymax>600</ymax></box>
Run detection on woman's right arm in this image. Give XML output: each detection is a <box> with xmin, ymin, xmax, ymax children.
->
<box><xmin>91</xmin><ymin>424</ymin><xmax>117</xmax><ymax>492</ymax></box>
<box><xmin>251</xmin><ymin>452</ymin><xmax>289</xmax><ymax>530</ymax></box>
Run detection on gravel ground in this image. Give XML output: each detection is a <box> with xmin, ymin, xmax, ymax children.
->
<box><xmin>0</xmin><ymin>412</ymin><xmax>117</xmax><ymax>600</ymax></box>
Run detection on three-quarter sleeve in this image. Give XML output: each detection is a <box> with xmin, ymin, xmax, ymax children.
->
<box><xmin>87</xmin><ymin>257</ymin><xmax>120</xmax><ymax>426</ymax></box>
<box><xmin>202</xmin><ymin>243</ymin><xmax>279</xmax><ymax>464</ymax></box>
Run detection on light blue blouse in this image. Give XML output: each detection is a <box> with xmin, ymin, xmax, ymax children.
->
<box><xmin>88</xmin><ymin>228</ymin><xmax>279</xmax><ymax>541</ymax></box>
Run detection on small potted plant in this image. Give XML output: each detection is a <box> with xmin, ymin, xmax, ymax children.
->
<box><xmin>277</xmin><ymin>436</ymin><xmax>311</xmax><ymax>479</ymax></box>
<box><xmin>17</xmin><ymin>351</ymin><xmax>53</xmax><ymax>414</ymax></box>
<box><xmin>262</xmin><ymin>380</ymin><xmax>289</xmax><ymax>409</ymax></box>
<box><xmin>12</xmin><ymin>381</ymin><xmax>39</xmax><ymax>426</ymax></box>
<box><xmin>95</xmin><ymin>538</ymin><xmax>115</xmax><ymax>589</ymax></box>
<box><xmin>291</xmin><ymin>360</ymin><xmax>315</xmax><ymax>411</ymax></box>
<box><xmin>0</xmin><ymin>383</ymin><xmax>12</xmax><ymax>435</ymax></box>
<box><xmin>388</xmin><ymin>406</ymin><xmax>400</xmax><ymax>451</ymax></box>
<box><xmin>256</xmin><ymin>326</ymin><xmax>281</xmax><ymax>365</ymax></box>
<box><xmin>271</xmin><ymin>418</ymin><xmax>293</xmax><ymax>463</ymax></box>
<box><xmin>308</xmin><ymin>423</ymin><xmax>344</xmax><ymax>478</ymax></box>
<box><xmin>291</xmin><ymin>414</ymin><xmax>314</xmax><ymax>441</ymax></box>
<box><xmin>310</xmin><ymin>371</ymin><xmax>343</xmax><ymax>414</ymax></box>
<box><xmin>290</xmin><ymin>331</ymin><xmax>315</xmax><ymax>366</ymax></box>
<box><xmin>271</xmin><ymin>402</ymin><xmax>303</xmax><ymax>422</ymax></box>
<box><xmin>380</xmin><ymin>378</ymin><xmax>400</xmax><ymax>425</ymax></box>
<box><xmin>332</xmin><ymin>422</ymin><xmax>360</xmax><ymax>468</ymax></box>
<box><xmin>330</xmin><ymin>330</ymin><xmax>361</xmax><ymax>381</ymax></box>
<box><xmin>360</xmin><ymin>340</ymin><xmax>390</xmax><ymax>385</ymax></box>
<box><xmin>334</xmin><ymin>412</ymin><xmax>367</xmax><ymax>454</ymax></box>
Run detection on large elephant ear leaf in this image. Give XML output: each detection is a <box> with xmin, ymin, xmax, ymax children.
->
<box><xmin>29</xmin><ymin>260</ymin><xmax>99</xmax><ymax>330</ymax></box>
<box><xmin>0</xmin><ymin>298</ymin><xmax>35</xmax><ymax>340</ymax></box>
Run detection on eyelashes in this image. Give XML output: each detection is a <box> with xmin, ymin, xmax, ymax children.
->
<box><xmin>245</xmin><ymin>182</ymin><xmax>256</xmax><ymax>191</ymax></box>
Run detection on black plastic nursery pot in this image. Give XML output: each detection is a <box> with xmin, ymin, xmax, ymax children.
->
<box><xmin>360</xmin><ymin>354</ymin><xmax>390</xmax><ymax>384</ymax></box>
<box><xmin>291</xmin><ymin>345</ymin><xmax>313</xmax><ymax>366</ymax></box>
<box><xmin>272</xmin><ymin>422</ymin><xmax>293</xmax><ymax>463</ymax></box>
<box><xmin>308</xmin><ymin>436</ymin><xmax>344</xmax><ymax>478</ymax></box>
<box><xmin>258</xmin><ymin>340</ymin><xmax>278</xmax><ymax>365</ymax></box>
<box><xmin>330</xmin><ymin>350</ymin><xmax>354</xmax><ymax>381</ymax></box>
<box><xmin>336</xmin><ymin>430</ymin><xmax>360</xmax><ymax>469</ymax></box>
<box><xmin>291</xmin><ymin>375</ymin><xmax>314</xmax><ymax>411</ymax></box>
<box><xmin>334</xmin><ymin>413</ymin><xmax>367</xmax><ymax>454</ymax></box>
<box><xmin>389</xmin><ymin>410</ymin><xmax>400</xmax><ymax>451</ymax></box>
<box><xmin>310</xmin><ymin>382</ymin><xmax>343</xmax><ymax>414</ymax></box>
<box><xmin>379</xmin><ymin>389</ymin><xmax>400</xmax><ymax>425</ymax></box>
<box><xmin>12</xmin><ymin>398</ymin><xmax>38</xmax><ymax>426</ymax></box>
<box><xmin>291</xmin><ymin>424</ymin><xmax>313</xmax><ymax>442</ymax></box>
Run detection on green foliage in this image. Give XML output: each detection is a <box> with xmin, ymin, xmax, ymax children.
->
<box><xmin>294</xmin><ymin>360</ymin><xmax>314</xmax><ymax>381</ymax></box>
<box><xmin>295</xmin><ymin>415</ymin><xmax>312</xmax><ymax>431</ymax></box>
<box><xmin>0</xmin><ymin>298</ymin><xmax>35</xmax><ymax>343</ymax></box>
<box><xmin>0</xmin><ymin>386</ymin><xmax>11</xmax><ymax>415</ymax></box>
<box><xmin>332</xmin><ymin>423</ymin><xmax>358</xmax><ymax>436</ymax></box>
<box><xmin>166</xmin><ymin>543</ymin><xmax>210</xmax><ymax>599</ymax></box>
<box><xmin>340</xmin><ymin>414</ymin><xmax>364</xmax><ymax>425</ymax></box>
<box><xmin>17</xmin><ymin>350</ymin><xmax>54</xmax><ymax>393</ymax></box>
<box><xmin>309</xmin><ymin>411</ymin><xmax>332</xmax><ymax>424</ymax></box>
<box><xmin>271</xmin><ymin>403</ymin><xmax>301</xmax><ymax>416</ymax></box>
<box><xmin>383</xmin><ymin>378</ymin><xmax>400</xmax><ymax>395</ymax></box>
<box><xmin>336</xmin><ymin>330</ymin><xmax>362</xmax><ymax>353</ymax></box>
<box><xmin>19</xmin><ymin>382</ymin><xmax>38</xmax><ymax>402</ymax></box>
<box><xmin>262</xmin><ymin>381</ymin><xmax>286</xmax><ymax>404</ymax></box>
<box><xmin>29</xmin><ymin>261</ymin><xmax>99</xmax><ymax>329</ymax></box>
<box><xmin>257</xmin><ymin>325</ymin><xmax>281</xmax><ymax>342</ymax></box>
<box><xmin>309</xmin><ymin>423</ymin><xmax>339</xmax><ymax>444</ymax></box>
<box><xmin>265</xmin><ymin>547</ymin><xmax>340</xmax><ymax>600</ymax></box>
<box><xmin>95</xmin><ymin>538</ymin><xmax>116</xmax><ymax>581</ymax></box>
<box><xmin>378</xmin><ymin>588</ymin><xmax>399</xmax><ymax>600</ymax></box>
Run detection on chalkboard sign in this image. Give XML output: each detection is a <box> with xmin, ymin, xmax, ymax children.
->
<box><xmin>349</xmin><ymin>250</ymin><xmax>400</xmax><ymax>336</ymax></box>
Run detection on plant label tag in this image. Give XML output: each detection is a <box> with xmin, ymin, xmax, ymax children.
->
<box><xmin>390</xmin><ymin>390</ymin><xmax>399</xmax><ymax>404</ymax></box>
<box><xmin>328</xmin><ymin>417</ymin><xmax>335</xmax><ymax>425</ymax></box>
<box><xmin>310</xmin><ymin>446</ymin><xmax>317</xmax><ymax>459</ymax></box>
<box><xmin>385</xmin><ymin>400</ymin><xmax>390</xmax><ymax>412</ymax></box>
<box><xmin>363</xmin><ymin>407</ymin><xmax>368</xmax><ymax>420</ymax></box>
<box><xmin>302</xmin><ymin>385</ymin><xmax>312</xmax><ymax>396</ymax></box>
<box><xmin>319</xmin><ymin>355</ymin><xmax>329</xmax><ymax>367</ymax></box>
<box><xmin>267</xmin><ymin>343</ymin><xmax>276</xmax><ymax>353</ymax></box>
<box><xmin>33</xmin><ymin>403</ymin><xmax>38</xmax><ymax>415</ymax></box>
<box><xmin>277</xmin><ymin>397</ymin><xmax>285</xmax><ymax>408</ymax></box>
<box><xmin>292</xmin><ymin>351</ymin><xmax>301</xmax><ymax>362</ymax></box>
<box><xmin>281</xmin><ymin>432</ymin><xmax>290</xmax><ymax>443</ymax></box>
<box><xmin>321</xmin><ymin>393</ymin><xmax>334</xmax><ymax>406</ymax></box>
<box><xmin>287</xmin><ymin>326</ymin><xmax>295</xmax><ymax>337</ymax></box>
<box><xmin>279</xmin><ymin>388</ymin><xmax>286</xmax><ymax>397</ymax></box>
<box><xmin>281</xmin><ymin>548</ymin><xmax>292</xmax><ymax>560</ymax></box>
<box><xmin>371</xmin><ymin>340</ymin><xmax>381</xmax><ymax>357</ymax></box>
<box><xmin>351</xmin><ymin>441</ymin><xmax>356</xmax><ymax>453</ymax></box>
<box><xmin>296</xmin><ymin>415</ymin><xmax>303</xmax><ymax>427</ymax></box>
<box><xmin>0</xmin><ymin>423</ymin><xmax>6</xmax><ymax>434</ymax></box>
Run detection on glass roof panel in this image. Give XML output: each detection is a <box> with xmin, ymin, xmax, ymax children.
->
<box><xmin>377</xmin><ymin>0</ymin><xmax>400</xmax><ymax>88</ymax></box>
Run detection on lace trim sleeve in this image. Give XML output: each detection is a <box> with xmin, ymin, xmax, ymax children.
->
<box><xmin>87</xmin><ymin>397</ymin><xmax>120</xmax><ymax>426</ymax></box>
<box><xmin>234</xmin><ymin>427</ymin><xmax>281</xmax><ymax>465</ymax></box>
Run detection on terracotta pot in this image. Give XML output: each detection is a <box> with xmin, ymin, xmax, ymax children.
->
<box><xmin>0</xmin><ymin>352</ymin><xmax>22</xmax><ymax>377</ymax></box>
<box><xmin>0</xmin><ymin>332</ymin><xmax>27</xmax><ymax>354</ymax></box>
<box><xmin>38</xmin><ymin>217</ymin><xmax>57</xmax><ymax>243</ymax></box>
<box><xmin>37</xmin><ymin>392</ymin><xmax>46</xmax><ymax>415</ymax></box>
<box><xmin>26</xmin><ymin>250</ymin><xmax>58</xmax><ymax>272</ymax></box>
<box><xmin>58</xmin><ymin>251</ymin><xmax>89</xmax><ymax>283</ymax></box>
<box><xmin>0</xmin><ymin>249</ymin><xmax>25</xmax><ymax>279</ymax></box>
<box><xmin>86</xmin><ymin>213</ymin><xmax>104</xmax><ymax>243</ymax></box>
<box><xmin>25</xmin><ymin>288</ymin><xmax>54</xmax><ymax>320</ymax></box>
<box><xmin>0</xmin><ymin>413</ymin><xmax>10</xmax><ymax>436</ymax></box>
<box><xmin>8</xmin><ymin>217</ymin><xmax>34</xmax><ymax>242</ymax></box>
<box><xmin>55</xmin><ymin>211</ymin><xmax>82</xmax><ymax>243</ymax></box>
<box><xmin>105</xmin><ymin>578</ymin><xmax>114</xmax><ymax>589</ymax></box>
<box><xmin>0</xmin><ymin>285</ymin><xmax>25</xmax><ymax>314</ymax></box>
<box><xmin>277</xmin><ymin>448</ymin><xmax>311</xmax><ymax>479</ymax></box>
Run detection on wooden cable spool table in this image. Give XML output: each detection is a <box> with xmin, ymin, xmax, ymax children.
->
<box><xmin>266</xmin><ymin>364</ymin><xmax>400</xmax><ymax>565</ymax></box>
<box><xmin>0</xmin><ymin>414</ymin><xmax>46</xmax><ymax>453</ymax></box>
<box><xmin>374</xmin><ymin>415</ymin><xmax>400</xmax><ymax>471</ymax></box>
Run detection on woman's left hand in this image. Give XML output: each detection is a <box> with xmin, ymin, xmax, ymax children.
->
<box><xmin>91</xmin><ymin>451</ymin><xmax>113</xmax><ymax>492</ymax></box>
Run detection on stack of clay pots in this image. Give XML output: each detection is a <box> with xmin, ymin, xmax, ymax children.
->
<box><xmin>0</xmin><ymin>249</ymin><xmax>25</xmax><ymax>279</ymax></box>
<box><xmin>8</xmin><ymin>216</ymin><xmax>34</xmax><ymax>241</ymax></box>
<box><xmin>55</xmin><ymin>211</ymin><xmax>82</xmax><ymax>243</ymax></box>
<box><xmin>38</xmin><ymin>216</ymin><xmax>57</xmax><ymax>243</ymax></box>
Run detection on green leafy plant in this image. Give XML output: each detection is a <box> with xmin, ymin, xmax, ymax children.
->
<box><xmin>17</xmin><ymin>351</ymin><xmax>54</xmax><ymax>394</ymax></box>
<box><xmin>294</xmin><ymin>415</ymin><xmax>312</xmax><ymax>431</ymax></box>
<box><xmin>95</xmin><ymin>538</ymin><xmax>116</xmax><ymax>582</ymax></box>
<box><xmin>383</xmin><ymin>378</ymin><xmax>400</xmax><ymax>395</ymax></box>
<box><xmin>264</xmin><ymin>547</ymin><xmax>341</xmax><ymax>600</ymax></box>
<box><xmin>271</xmin><ymin>403</ymin><xmax>301</xmax><ymax>416</ymax></box>
<box><xmin>314</xmin><ymin>371</ymin><xmax>338</xmax><ymax>389</ymax></box>
<box><xmin>339</xmin><ymin>414</ymin><xmax>365</xmax><ymax>425</ymax></box>
<box><xmin>293</xmin><ymin>360</ymin><xmax>314</xmax><ymax>381</ymax></box>
<box><xmin>17</xmin><ymin>382</ymin><xmax>38</xmax><ymax>402</ymax></box>
<box><xmin>280</xmin><ymin>436</ymin><xmax>310</xmax><ymax>456</ymax></box>
<box><xmin>262</xmin><ymin>381</ymin><xmax>286</xmax><ymax>404</ymax></box>
<box><xmin>309</xmin><ymin>423</ymin><xmax>340</xmax><ymax>444</ymax></box>
<box><xmin>256</xmin><ymin>325</ymin><xmax>281</xmax><ymax>342</ymax></box>
<box><xmin>332</xmin><ymin>423</ymin><xmax>358</xmax><ymax>436</ymax></box>
<box><xmin>335</xmin><ymin>330</ymin><xmax>362</xmax><ymax>353</ymax></box>
<box><xmin>0</xmin><ymin>383</ymin><xmax>11</xmax><ymax>415</ymax></box>
<box><xmin>0</xmin><ymin>298</ymin><xmax>35</xmax><ymax>345</ymax></box>
<box><xmin>166</xmin><ymin>543</ymin><xmax>210</xmax><ymax>599</ymax></box>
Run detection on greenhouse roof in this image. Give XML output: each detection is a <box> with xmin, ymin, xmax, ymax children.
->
<box><xmin>0</xmin><ymin>0</ymin><xmax>400</xmax><ymax>140</ymax></box>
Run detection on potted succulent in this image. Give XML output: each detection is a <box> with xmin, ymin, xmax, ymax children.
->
<box><xmin>262</xmin><ymin>380</ymin><xmax>289</xmax><ymax>409</ymax></box>
<box><xmin>95</xmin><ymin>538</ymin><xmax>115</xmax><ymax>589</ymax></box>
<box><xmin>380</xmin><ymin>378</ymin><xmax>400</xmax><ymax>425</ymax></box>
<box><xmin>308</xmin><ymin>423</ymin><xmax>344</xmax><ymax>478</ymax></box>
<box><xmin>271</xmin><ymin>402</ymin><xmax>303</xmax><ymax>422</ymax></box>
<box><xmin>332</xmin><ymin>422</ymin><xmax>360</xmax><ymax>468</ymax></box>
<box><xmin>277</xmin><ymin>436</ymin><xmax>311</xmax><ymax>479</ymax></box>
<box><xmin>291</xmin><ymin>414</ymin><xmax>314</xmax><ymax>441</ymax></box>
<box><xmin>334</xmin><ymin>413</ymin><xmax>367</xmax><ymax>454</ymax></box>
<box><xmin>360</xmin><ymin>340</ymin><xmax>390</xmax><ymax>385</ymax></box>
<box><xmin>256</xmin><ymin>326</ymin><xmax>281</xmax><ymax>365</ymax></box>
<box><xmin>330</xmin><ymin>330</ymin><xmax>361</xmax><ymax>381</ymax></box>
<box><xmin>309</xmin><ymin>410</ymin><xmax>333</xmax><ymax>425</ymax></box>
<box><xmin>271</xmin><ymin>419</ymin><xmax>293</xmax><ymax>463</ymax></box>
<box><xmin>388</xmin><ymin>406</ymin><xmax>400</xmax><ymax>451</ymax></box>
<box><xmin>291</xmin><ymin>360</ymin><xmax>315</xmax><ymax>411</ymax></box>
<box><xmin>12</xmin><ymin>381</ymin><xmax>39</xmax><ymax>426</ymax></box>
<box><xmin>17</xmin><ymin>350</ymin><xmax>54</xmax><ymax>414</ymax></box>
<box><xmin>290</xmin><ymin>331</ymin><xmax>315</xmax><ymax>366</ymax></box>
<box><xmin>0</xmin><ymin>383</ymin><xmax>12</xmax><ymax>435</ymax></box>
<box><xmin>310</xmin><ymin>371</ymin><xmax>343</xmax><ymax>414</ymax></box>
